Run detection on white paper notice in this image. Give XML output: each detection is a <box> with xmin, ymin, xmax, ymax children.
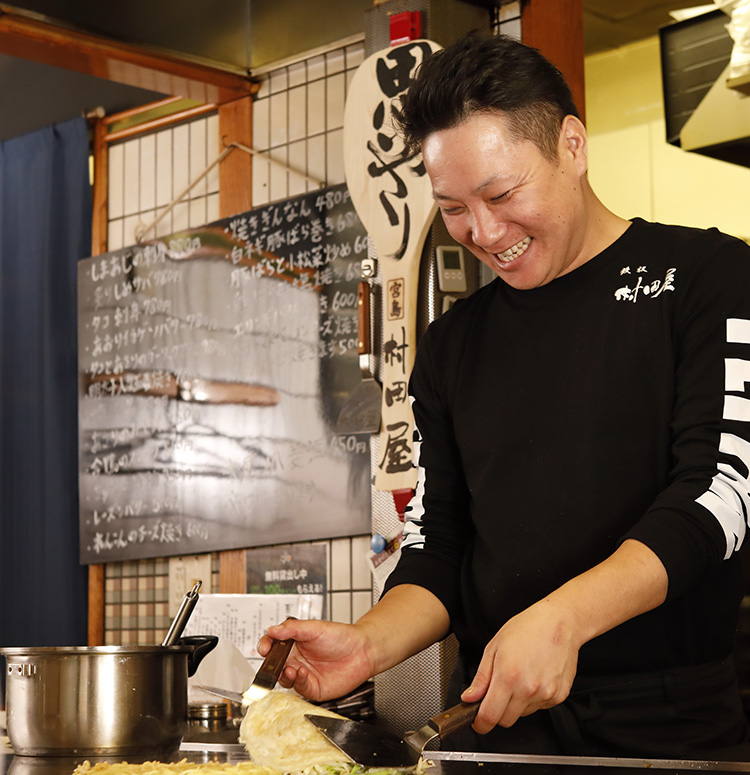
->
<box><xmin>184</xmin><ymin>593</ymin><xmax>324</xmax><ymax>660</ymax></box>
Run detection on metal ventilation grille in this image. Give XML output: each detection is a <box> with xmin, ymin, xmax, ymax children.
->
<box><xmin>371</xmin><ymin>420</ymin><xmax>460</xmax><ymax>736</ymax></box>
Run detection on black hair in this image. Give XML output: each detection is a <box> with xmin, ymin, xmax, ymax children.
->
<box><xmin>395</xmin><ymin>33</ymin><xmax>580</xmax><ymax>161</ymax></box>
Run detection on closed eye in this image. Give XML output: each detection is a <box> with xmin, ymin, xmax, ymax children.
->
<box><xmin>440</xmin><ymin>205</ymin><xmax>464</xmax><ymax>216</ymax></box>
<box><xmin>490</xmin><ymin>190</ymin><xmax>511</xmax><ymax>203</ymax></box>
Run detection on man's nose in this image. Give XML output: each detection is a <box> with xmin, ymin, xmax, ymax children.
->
<box><xmin>471</xmin><ymin>209</ymin><xmax>505</xmax><ymax>249</ymax></box>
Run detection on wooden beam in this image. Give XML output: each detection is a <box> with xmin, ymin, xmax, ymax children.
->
<box><xmin>521</xmin><ymin>0</ymin><xmax>586</xmax><ymax>125</ymax></box>
<box><xmin>103</xmin><ymin>102</ymin><xmax>219</xmax><ymax>144</ymax></box>
<box><xmin>0</xmin><ymin>5</ymin><xmax>254</xmax><ymax>105</ymax></box>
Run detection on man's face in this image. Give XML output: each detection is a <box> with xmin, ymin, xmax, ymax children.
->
<box><xmin>422</xmin><ymin>111</ymin><xmax>591</xmax><ymax>290</ymax></box>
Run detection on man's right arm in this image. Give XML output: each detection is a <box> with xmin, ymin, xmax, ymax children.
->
<box><xmin>260</xmin><ymin>584</ymin><xmax>451</xmax><ymax>702</ymax></box>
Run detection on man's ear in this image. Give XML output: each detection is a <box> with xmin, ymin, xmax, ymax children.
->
<box><xmin>560</xmin><ymin>115</ymin><xmax>588</xmax><ymax>174</ymax></box>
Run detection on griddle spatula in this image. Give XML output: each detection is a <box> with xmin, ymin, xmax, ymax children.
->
<box><xmin>305</xmin><ymin>700</ymin><xmax>479</xmax><ymax>768</ymax></box>
<box><xmin>195</xmin><ymin>636</ymin><xmax>293</xmax><ymax>706</ymax></box>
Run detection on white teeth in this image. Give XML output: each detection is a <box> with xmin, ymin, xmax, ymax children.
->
<box><xmin>496</xmin><ymin>237</ymin><xmax>531</xmax><ymax>264</ymax></box>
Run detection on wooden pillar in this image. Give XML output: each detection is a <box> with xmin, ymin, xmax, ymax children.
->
<box><xmin>88</xmin><ymin>114</ymin><xmax>108</xmax><ymax>645</ymax></box>
<box><xmin>521</xmin><ymin>0</ymin><xmax>586</xmax><ymax>125</ymax></box>
<box><xmin>90</xmin><ymin>116</ymin><xmax>109</xmax><ymax>257</ymax></box>
<box><xmin>216</xmin><ymin>93</ymin><xmax>254</xmax><ymax>593</ymax></box>
<box><xmin>218</xmin><ymin>95</ymin><xmax>254</xmax><ymax>219</ymax></box>
<box><xmin>219</xmin><ymin>550</ymin><xmax>247</xmax><ymax>593</ymax></box>
<box><xmin>88</xmin><ymin>564</ymin><xmax>106</xmax><ymax>646</ymax></box>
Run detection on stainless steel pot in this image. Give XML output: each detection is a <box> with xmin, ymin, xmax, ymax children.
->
<box><xmin>1</xmin><ymin>635</ymin><xmax>218</xmax><ymax>757</ymax></box>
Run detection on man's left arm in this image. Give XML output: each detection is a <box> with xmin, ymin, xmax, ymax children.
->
<box><xmin>462</xmin><ymin>538</ymin><xmax>667</xmax><ymax>732</ymax></box>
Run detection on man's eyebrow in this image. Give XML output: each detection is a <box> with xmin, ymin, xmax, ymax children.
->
<box><xmin>432</xmin><ymin>175</ymin><xmax>507</xmax><ymax>201</ymax></box>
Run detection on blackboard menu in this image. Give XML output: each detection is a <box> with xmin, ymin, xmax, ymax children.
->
<box><xmin>78</xmin><ymin>183</ymin><xmax>371</xmax><ymax>563</ymax></box>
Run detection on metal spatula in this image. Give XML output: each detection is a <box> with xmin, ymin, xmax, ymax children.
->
<box><xmin>306</xmin><ymin>700</ymin><xmax>479</xmax><ymax>768</ymax></box>
<box><xmin>197</xmin><ymin>637</ymin><xmax>294</xmax><ymax>707</ymax></box>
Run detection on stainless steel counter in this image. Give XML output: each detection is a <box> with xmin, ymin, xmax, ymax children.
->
<box><xmin>3</xmin><ymin>743</ymin><xmax>750</xmax><ymax>775</ymax></box>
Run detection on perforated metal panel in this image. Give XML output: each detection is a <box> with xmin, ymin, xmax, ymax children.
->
<box><xmin>370</xmin><ymin>421</ymin><xmax>460</xmax><ymax>735</ymax></box>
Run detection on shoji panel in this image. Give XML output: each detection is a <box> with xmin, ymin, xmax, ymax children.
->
<box><xmin>106</xmin><ymin>113</ymin><xmax>221</xmax><ymax>251</ymax></box>
<box><xmin>252</xmin><ymin>40</ymin><xmax>365</xmax><ymax>207</ymax></box>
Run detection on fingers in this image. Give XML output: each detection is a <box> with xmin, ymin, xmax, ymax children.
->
<box><xmin>464</xmin><ymin>654</ymin><xmax>571</xmax><ymax>733</ymax></box>
<box><xmin>257</xmin><ymin>617</ymin><xmax>308</xmax><ymax>656</ymax></box>
<box><xmin>276</xmin><ymin>665</ymin><xmax>297</xmax><ymax>689</ymax></box>
<box><xmin>472</xmin><ymin>677</ymin><xmax>570</xmax><ymax>732</ymax></box>
<box><xmin>460</xmin><ymin>669</ymin><xmax>490</xmax><ymax>703</ymax></box>
<box><xmin>276</xmin><ymin>664</ymin><xmax>310</xmax><ymax>692</ymax></box>
<box><xmin>265</xmin><ymin>617</ymin><xmax>302</xmax><ymax>641</ymax></box>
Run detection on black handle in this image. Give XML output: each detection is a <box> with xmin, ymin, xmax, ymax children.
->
<box><xmin>179</xmin><ymin>634</ymin><xmax>219</xmax><ymax>676</ymax></box>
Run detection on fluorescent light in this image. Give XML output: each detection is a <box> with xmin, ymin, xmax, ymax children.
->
<box><xmin>669</xmin><ymin>4</ymin><xmax>718</xmax><ymax>21</ymax></box>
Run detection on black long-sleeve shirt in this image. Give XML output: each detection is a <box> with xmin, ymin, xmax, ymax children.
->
<box><xmin>384</xmin><ymin>218</ymin><xmax>750</xmax><ymax>676</ymax></box>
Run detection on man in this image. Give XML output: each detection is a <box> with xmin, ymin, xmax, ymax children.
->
<box><xmin>261</xmin><ymin>33</ymin><xmax>750</xmax><ymax>758</ymax></box>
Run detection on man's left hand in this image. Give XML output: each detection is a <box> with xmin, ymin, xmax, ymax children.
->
<box><xmin>461</xmin><ymin>597</ymin><xmax>580</xmax><ymax>731</ymax></box>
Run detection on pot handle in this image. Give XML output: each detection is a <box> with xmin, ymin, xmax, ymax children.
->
<box><xmin>179</xmin><ymin>635</ymin><xmax>219</xmax><ymax>676</ymax></box>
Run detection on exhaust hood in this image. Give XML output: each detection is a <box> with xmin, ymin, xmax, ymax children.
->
<box><xmin>679</xmin><ymin>65</ymin><xmax>750</xmax><ymax>166</ymax></box>
<box><xmin>660</xmin><ymin>7</ymin><xmax>750</xmax><ymax>169</ymax></box>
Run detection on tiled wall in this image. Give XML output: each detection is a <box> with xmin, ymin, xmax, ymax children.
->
<box><xmin>104</xmin><ymin>538</ymin><xmax>372</xmax><ymax>645</ymax></box>
<box><xmin>104</xmin><ymin>556</ymin><xmax>219</xmax><ymax>645</ymax></box>
<box><xmin>102</xmin><ymin>38</ymin><xmax>373</xmax><ymax>646</ymax></box>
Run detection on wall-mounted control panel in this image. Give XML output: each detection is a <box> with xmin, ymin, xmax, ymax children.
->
<box><xmin>435</xmin><ymin>245</ymin><xmax>467</xmax><ymax>294</ymax></box>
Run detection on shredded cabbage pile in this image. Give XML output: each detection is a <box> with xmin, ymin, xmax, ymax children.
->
<box><xmin>240</xmin><ymin>691</ymin><xmax>351</xmax><ymax>771</ymax></box>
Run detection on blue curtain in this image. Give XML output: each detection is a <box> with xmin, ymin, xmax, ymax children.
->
<box><xmin>0</xmin><ymin>117</ymin><xmax>91</xmax><ymax>658</ymax></box>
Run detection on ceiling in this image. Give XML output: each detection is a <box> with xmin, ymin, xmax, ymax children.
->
<box><xmin>0</xmin><ymin>0</ymin><xmax>718</xmax><ymax>142</ymax></box>
<box><xmin>583</xmin><ymin>0</ymin><xmax>713</xmax><ymax>54</ymax></box>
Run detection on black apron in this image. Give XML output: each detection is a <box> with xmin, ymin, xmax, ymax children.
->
<box><xmin>446</xmin><ymin>655</ymin><xmax>750</xmax><ymax>759</ymax></box>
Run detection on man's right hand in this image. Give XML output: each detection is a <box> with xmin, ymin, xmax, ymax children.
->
<box><xmin>258</xmin><ymin>618</ymin><xmax>375</xmax><ymax>702</ymax></box>
<box><xmin>257</xmin><ymin>584</ymin><xmax>452</xmax><ymax>702</ymax></box>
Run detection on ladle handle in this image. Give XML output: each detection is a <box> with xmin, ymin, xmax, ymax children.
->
<box><xmin>162</xmin><ymin>580</ymin><xmax>202</xmax><ymax>646</ymax></box>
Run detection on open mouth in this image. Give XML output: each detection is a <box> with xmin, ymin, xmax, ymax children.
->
<box><xmin>495</xmin><ymin>236</ymin><xmax>532</xmax><ymax>264</ymax></box>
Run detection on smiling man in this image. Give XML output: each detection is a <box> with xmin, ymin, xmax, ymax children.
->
<box><xmin>421</xmin><ymin>110</ymin><xmax>625</xmax><ymax>289</ymax></box>
<box><xmin>261</xmin><ymin>33</ymin><xmax>750</xmax><ymax>760</ymax></box>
